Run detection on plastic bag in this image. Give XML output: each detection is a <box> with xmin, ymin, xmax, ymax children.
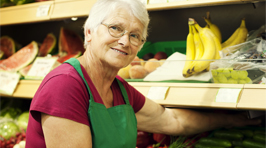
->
<box><xmin>210</xmin><ymin>38</ymin><xmax>266</xmax><ymax>84</ymax></box>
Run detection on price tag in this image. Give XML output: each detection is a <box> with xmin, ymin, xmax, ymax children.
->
<box><xmin>216</xmin><ymin>88</ymin><xmax>242</xmax><ymax>103</ymax></box>
<box><xmin>36</xmin><ymin>4</ymin><xmax>51</xmax><ymax>17</ymax></box>
<box><xmin>147</xmin><ymin>86</ymin><xmax>169</xmax><ymax>100</ymax></box>
<box><xmin>25</xmin><ymin>57</ymin><xmax>57</xmax><ymax>80</ymax></box>
<box><xmin>0</xmin><ymin>71</ymin><xmax>21</xmax><ymax>95</ymax></box>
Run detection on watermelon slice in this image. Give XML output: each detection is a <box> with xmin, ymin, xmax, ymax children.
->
<box><xmin>0</xmin><ymin>41</ymin><xmax>38</xmax><ymax>72</ymax></box>
<box><xmin>59</xmin><ymin>27</ymin><xmax>85</xmax><ymax>55</ymax></box>
<box><xmin>0</xmin><ymin>36</ymin><xmax>16</xmax><ymax>59</ymax></box>
<box><xmin>19</xmin><ymin>64</ymin><xmax>32</xmax><ymax>77</ymax></box>
<box><xmin>57</xmin><ymin>51</ymin><xmax>81</xmax><ymax>63</ymax></box>
<box><xmin>0</xmin><ymin>50</ymin><xmax>4</xmax><ymax>59</ymax></box>
<box><xmin>38</xmin><ymin>33</ymin><xmax>57</xmax><ymax>57</ymax></box>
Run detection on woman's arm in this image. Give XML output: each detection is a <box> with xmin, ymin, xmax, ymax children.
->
<box><xmin>41</xmin><ymin>113</ymin><xmax>92</xmax><ymax>148</ymax></box>
<box><xmin>135</xmin><ymin>98</ymin><xmax>261</xmax><ymax>136</ymax></box>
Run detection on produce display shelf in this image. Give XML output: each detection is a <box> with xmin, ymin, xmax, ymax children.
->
<box><xmin>0</xmin><ymin>1</ymin><xmax>54</xmax><ymax>26</ymax></box>
<box><xmin>2</xmin><ymin>80</ymin><xmax>265</xmax><ymax>110</ymax></box>
<box><xmin>0</xmin><ymin>0</ymin><xmax>261</xmax><ymax>26</ymax></box>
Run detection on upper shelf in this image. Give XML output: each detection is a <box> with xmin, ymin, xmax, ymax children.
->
<box><xmin>0</xmin><ymin>0</ymin><xmax>263</xmax><ymax>26</ymax></box>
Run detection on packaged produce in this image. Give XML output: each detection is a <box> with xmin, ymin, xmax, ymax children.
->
<box><xmin>210</xmin><ymin>37</ymin><xmax>266</xmax><ymax>84</ymax></box>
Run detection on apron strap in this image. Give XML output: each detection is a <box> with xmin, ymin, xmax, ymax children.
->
<box><xmin>116</xmin><ymin>79</ymin><xmax>130</xmax><ymax>105</ymax></box>
<box><xmin>64</xmin><ymin>58</ymin><xmax>95</xmax><ymax>102</ymax></box>
<box><xmin>64</xmin><ymin>58</ymin><xmax>130</xmax><ymax>105</ymax></box>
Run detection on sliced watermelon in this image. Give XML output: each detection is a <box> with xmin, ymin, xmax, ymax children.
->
<box><xmin>0</xmin><ymin>41</ymin><xmax>38</xmax><ymax>72</ymax></box>
<box><xmin>38</xmin><ymin>33</ymin><xmax>57</xmax><ymax>57</ymax></box>
<box><xmin>57</xmin><ymin>51</ymin><xmax>81</xmax><ymax>63</ymax></box>
<box><xmin>59</xmin><ymin>27</ymin><xmax>85</xmax><ymax>55</ymax></box>
<box><xmin>0</xmin><ymin>50</ymin><xmax>4</xmax><ymax>59</ymax></box>
<box><xmin>0</xmin><ymin>36</ymin><xmax>16</xmax><ymax>59</ymax></box>
<box><xmin>19</xmin><ymin>64</ymin><xmax>32</xmax><ymax>77</ymax></box>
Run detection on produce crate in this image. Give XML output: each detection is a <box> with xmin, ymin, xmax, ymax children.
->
<box><xmin>137</xmin><ymin>40</ymin><xmax>186</xmax><ymax>59</ymax></box>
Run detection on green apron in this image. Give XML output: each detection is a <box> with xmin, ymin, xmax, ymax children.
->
<box><xmin>64</xmin><ymin>58</ymin><xmax>137</xmax><ymax>148</ymax></box>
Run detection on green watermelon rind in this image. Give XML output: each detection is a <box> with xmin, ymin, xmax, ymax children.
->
<box><xmin>0</xmin><ymin>50</ymin><xmax>4</xmax><ymax>59</ymax></box>
<box><xmin>4</xmin><ymin>41</ymin><xmax>38</xmax><ymax>72</ymax></box>
<box><xmin>16</xmin><ymin>41</ymin><xmax>39</xmax><ymax>71</ymax></box>
<box><xmin>0</xmin><ymin>36</ymin><xmax>16</xmax><ymax>58</ymax></box>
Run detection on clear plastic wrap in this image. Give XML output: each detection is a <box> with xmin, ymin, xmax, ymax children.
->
<box><xmin>210</xmin><ymin>38</ymin><xmax>266</xmax><ymax>84</ymax></box>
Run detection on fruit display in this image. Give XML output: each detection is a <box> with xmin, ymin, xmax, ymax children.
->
<box><xmin>0</xmin><ymin>27</ymin><xmax>84</xmax><ymax>79</ymax></box>
<box><xmin>211</xmin><ymin>68</ymin><xmax>252</xmax><ymax>84</ymax></box>
<box><xmin>118</xmin><ymin>52</ymin><xmax>167</xmax><ymax>80</ymax></box>
<box><xmin>0</xmin><ymin>36</ymin><xmax>21</xmax><ymax>59</ymax></box>
<box><xmin>182</xmin><ymin>17</ymin><xmax>221</xmax><ymax>78</ymax></box>
<box><xmin>0</xmin><ymin>41</ymin><xmax>38</xmax><ymax>72</ymax></box>
<box><xmin>221</xmin><ymin>18</ymin><xmax>248</xmax><ymax>55</ymax></box>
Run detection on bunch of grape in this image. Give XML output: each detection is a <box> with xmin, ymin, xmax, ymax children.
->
<box><xmin>0</xmin><ymin>130</ymin><xmax>26</xmax><ymax>148</ymax></box>
<box><xmin>211</xmin><ymin>68</ymin><xmax>252</xmax><ymax>84</ymax></box>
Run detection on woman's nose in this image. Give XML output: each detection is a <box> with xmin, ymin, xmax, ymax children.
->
<box><xmin>118</xmin><ymin>33</ymin><xmax>130</xmax><ymax>47</ymax></box>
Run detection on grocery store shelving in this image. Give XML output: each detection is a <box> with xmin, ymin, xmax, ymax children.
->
<box><xmin>1</xmin><ymin>0</ymin><xmax>266</xmax><ymax>111</ymax></box>
<box><xmin>0</xmin><ymin>0</ymin><xmax>263</xmax><ymax>26</ymax></box>
<box><xmin>2</xmin><ymin>80</ymin><xmax>265</xmax><ymax>110</ymax></box>
<box><xmin>0</xmin><ymin>1</ymin><xmax>54</xmax><ymax>26</ymax></box>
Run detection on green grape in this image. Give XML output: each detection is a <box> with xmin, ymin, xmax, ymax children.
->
<box><xmin>238</xmin><ymin>79</ymin><xmax>246</xmax><ymax>84</ymax></box>
<box><xmin>238</xmin><ymin>70</ymin><xmax>248</xmax><ymax>79</ymax></box>
<box><xmin>228</xmin><ymin>78</ymin><xmax>238</xmax><ymax>84</ymax></box>
<box><xmin>223</xmin><ymin>69</ymin><xmax>231</xmax><ymax>77</ymax></box>
<box><xmin>212</xmin><ymin>77</ymin><xmax>219</xmax><ymax>83</ymax></box>
<box><xmin>211</xmin><ymin>70</ymin><xmax>218</xmax><ymax>77</ymax></box>
<box><xmin>216</xmin><ymin>68</ymin><xmax>225</xmax><ymax>73</ymax></box>
<box><xmin>231</xmin><ymin>70</ymin><xmax>238</xmax><ymax>79</ymax></box>
<box><xmin>218</xmin><ymin>74</ymin><xmax>228</xmax><ymax>83</ymax></box>
<box><xmin>245</xmin><ymin>77</ymin><xmax>252</xmax><ymax>83</ymax></box>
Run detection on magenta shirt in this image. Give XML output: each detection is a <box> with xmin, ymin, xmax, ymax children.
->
<box><xmin>26</xmin><ymin>63</ymin><xmax>146</xmax><ymax>148</ymax></box>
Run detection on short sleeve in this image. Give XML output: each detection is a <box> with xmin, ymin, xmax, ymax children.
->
<box><xmin>30</xmin><ymin>72</ymin><xmax>90</xmax><ymax>126</ymax></box>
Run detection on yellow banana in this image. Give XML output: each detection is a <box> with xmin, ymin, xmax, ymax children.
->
<box><xmin>225</xmin><ymin>18</ymin><xmax>248</xmax><ymax>48</ymax></box>
<box><xmin>222</xmin><ymin>18</ymin><xmax>248</xmax><ymax>49</ymax></box>
<box><xmin>189</xmin><ymin>21</ymin><xmax>216</xmax><ymax>74</ymax></box>
<box><xmin>208</xmin><ymin>29</ymin><xmax>221</xmax><ymax>60</ymax></box>
<box><xmin>182</xmin><ymin>20</ymin><xmax>195</xmax><ymax>78</ymax></box>
<box><xmin>192</xmin><ymin>24</ymin><xmax>204</xmax><ymax>61</ymax></box>
<box><xmin>204</xmin><ymin>12</ymin><xmax>222</xmax><ymax>43</ymax></box>
<box><xmin>203</xmin><ymin>30</ymin><xmax>221</xmax><ymax>72</ymax></box>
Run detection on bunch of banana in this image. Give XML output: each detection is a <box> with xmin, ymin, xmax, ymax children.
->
<box><xmin>182</xmin><ymin>18</ymin><xmax>221</xmax><ymax>77</ymax></box>
<box><xmin>221</xmin><ymin>18</ymin><xmax>248</xmax><ymax>53</ymax></box>
<box><xmin>204</xmin><ymin>12</ymin><xmax>222</xmax><ymax>43</ymax></box>
<box><xmin>182</xmin><ymin>19</ymin><xmax>195</xmax><ymax>78</ymax></box>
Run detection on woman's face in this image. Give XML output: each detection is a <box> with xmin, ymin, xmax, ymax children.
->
<box><xmin>87</xmin><ymin>8</ymin><xmax>144</xmax><ymax>69</ymax></box>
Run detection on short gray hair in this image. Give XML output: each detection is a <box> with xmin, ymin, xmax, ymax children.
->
<box><xmin>83</xmin><ymin>0</ymin><xmax>150</xmax><ymax>47</ymax></box>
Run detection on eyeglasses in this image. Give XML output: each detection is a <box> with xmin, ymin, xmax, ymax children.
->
<box><xmin>101</xmin><ymin>23</ymin><xmax>145</xmax><ymax>46</ymax></box>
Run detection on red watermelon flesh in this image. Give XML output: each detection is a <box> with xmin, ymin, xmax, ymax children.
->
<box><xmin>59</xmin><ymin>27</ymin><xmax>85</xmax><ymax>55</ymax></box>
<box><xmin>38</xmin><ymin>33</ymin><xmax>57</xmax><ymax>57</ymax></box>
<box><xmin>0</xmin><ymin>41</ymin><xmax>38</xmax><ymax>72</ymax></box>
<box><xmin>57</xmin><ymin>51</ymin><xmax>81</xmax><ymax>63</ymax></box>
<box><xmin>0</xmin><ymin>36</ymin><xmax>16</xmax><ymax>58</ymax></box>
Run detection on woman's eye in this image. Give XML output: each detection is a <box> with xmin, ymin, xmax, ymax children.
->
<box><xmin>131</xmin><ymin>33</ymin><xmax>140</xmax><ymax>39</ymax></box>
<box><xmin>110</xmin><ymin>25</ymin><xmax>123</xmax><ymax>32</ymax></box>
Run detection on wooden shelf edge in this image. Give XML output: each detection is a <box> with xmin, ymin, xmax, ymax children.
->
<box><xmin>0</xmin><ymin>1</ymin><xmax>54</xmax><ymax>26</ymax></box>
<box><xmin>1</xmin><ymin>80</ymin><xmax>265</xmax><ymax>110</ymax></box>
<box><xmin>1</xmin><ymin>0</ymin><xmax>259</xmax><ymax>26</ymax></box>
<box><xmin>146</xmin><ymin>0</ymin><xmax>248</xmax><ymax>11</ymax></box>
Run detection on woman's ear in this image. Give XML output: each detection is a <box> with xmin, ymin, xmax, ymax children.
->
<box><xmin>84</xmin><ymin>28</ymin><xmax>92</xmax><ymax>42</ymax></box>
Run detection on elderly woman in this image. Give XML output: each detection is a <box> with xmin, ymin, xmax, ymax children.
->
<box><xmin>26</xmin><ymin>0</ymin><xmax>260</xmax><ymax>147</ymax></box>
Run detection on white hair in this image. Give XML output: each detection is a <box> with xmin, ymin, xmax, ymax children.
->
<box><xmin>83</xmin><ymin>0</ymin><xmax>150</xmax><ymax>47</ymax></box>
